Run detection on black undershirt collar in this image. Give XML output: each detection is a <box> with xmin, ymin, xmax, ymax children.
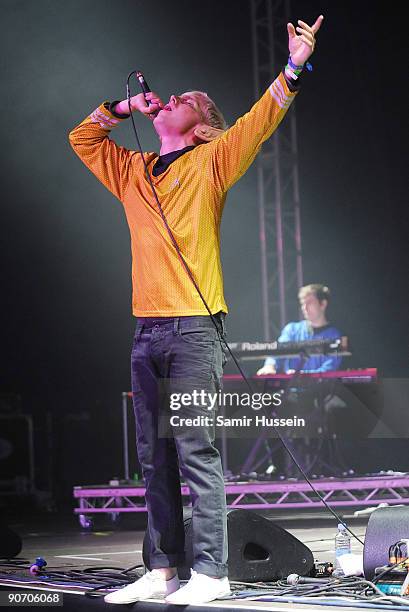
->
<box><xmin>152</xmin><ymin>145</ymin><xmax>195</xmax><ymax>177</ymax></box>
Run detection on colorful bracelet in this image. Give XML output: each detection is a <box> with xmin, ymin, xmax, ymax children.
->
<box><xmin>288</xmin><ymin>56</ymin><xmax>304</xmax><ymax>71</ymax></box>
<box><xmin>284</xmin><ymin>67</ymin><xmax>299</xmax><ymax>80</ymax></box>
<box><xmin>285</xmin><ymin>55</ymin><xmax>313</xmax><ymax>81</ymax></box>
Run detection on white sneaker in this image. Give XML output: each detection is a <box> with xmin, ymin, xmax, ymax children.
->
<box><xmin>165</xmin><ymin>569</ymin><xmax>231</xmax><ymax>605</ymax></box>
<box><xmin>104</xmin><ymin>570</ymin><xmax>180</xmax><ymax>604</ymax></box>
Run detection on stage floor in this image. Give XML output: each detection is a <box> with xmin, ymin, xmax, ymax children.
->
<box><xmin>0</xmin><ymin>508</ymin><xmax>374</xmax><ymax>611</ymax></box>
<box><xmin>9</xmin><ymin>508</ymin><xmax>366</xmax><ymax>568</ymax></box>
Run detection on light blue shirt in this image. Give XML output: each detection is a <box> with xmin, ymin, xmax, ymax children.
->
<box><xmin>264</xmin><ymin>320</ymin><xmax>342</xmax><ymax>373</ymax></box>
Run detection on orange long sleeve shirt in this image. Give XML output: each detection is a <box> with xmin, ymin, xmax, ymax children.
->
<box><xmin>68</xmin><ymin>73</ymin><xmax>297</xmax><ymax>317</ymax></box>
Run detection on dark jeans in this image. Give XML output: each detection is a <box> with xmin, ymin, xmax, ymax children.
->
<box><xmin>131</xmin><ymin>313</ymin><xmax>228</xmax><ymax>578</ymax></box>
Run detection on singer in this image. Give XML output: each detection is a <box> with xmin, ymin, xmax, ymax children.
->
<box><xmin>68</xmin><ymin>15</ymin><xmax>323</xmax><ymax>606</ymax></box>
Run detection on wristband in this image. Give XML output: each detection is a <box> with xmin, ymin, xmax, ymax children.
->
<box><xmin>108</xmin><ymin>100</ymin><xmax>130</xmax><ymax>119</ymax></box>
<box><xmin>287</xmin><ymin>55</ymin><xmax>313</xmax><ymax>75</ymax></box>
<box><xmin>284</xmin><ymin>67</ymin><xmax>299</xmax><ymax>81</ymax></box>
<box><xmin>288</xmin><ymin>55</ymin><xmax>304</xmax><ymax>71</ymax></box>
<box><xmin>284</xmin><ymin>55</ymin><xmax>312</xmax><ymax>80</ymax></box>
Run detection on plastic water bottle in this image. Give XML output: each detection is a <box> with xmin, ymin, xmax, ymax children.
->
<box><xmin>334</xmin><ymin>523</ymin><xmax>351</xmax><ymax>576</ymax></box>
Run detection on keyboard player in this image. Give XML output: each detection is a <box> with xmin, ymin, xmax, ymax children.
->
<box><xmin>257</xmin><ymin>284</ymin><xmax>342</xmax><ymax>375</ymax></box>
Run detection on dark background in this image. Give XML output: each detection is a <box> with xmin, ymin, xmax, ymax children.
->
<box><xmin>1</xmin><ymin>0</ymin><xmax>407</xmax><ymax>505</ymax></box>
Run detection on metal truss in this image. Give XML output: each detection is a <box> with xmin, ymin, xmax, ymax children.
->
<box><xmin>74</xmin><ymin>476</ymin><xmax>409</xmax><ymax>524</ymax></box>
<box><xmin>250</xmin><ymin>0</ymin><xmax>303</xmax><ymax>339</ymax></box>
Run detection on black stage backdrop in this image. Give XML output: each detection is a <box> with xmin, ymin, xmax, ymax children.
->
<box><xmin>1</xmin><ymin>1</ymin><xmax>407</xmax><ymax>501</ymax></box>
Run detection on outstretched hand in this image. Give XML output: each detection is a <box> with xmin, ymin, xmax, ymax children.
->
<box><xmin>287</xmin><ymin>15</ymin><xmax>324</xmax><ymax>66</ymax></box>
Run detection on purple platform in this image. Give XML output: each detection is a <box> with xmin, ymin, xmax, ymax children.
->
<box><xmin>73</xmin><ymin>475</ymin><xmax>409</xmax><ymax>523</ymax></box>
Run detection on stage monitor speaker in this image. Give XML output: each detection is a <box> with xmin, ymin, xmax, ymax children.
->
<box><xmin>0</xmin><ymin>525</ymin><xmax>22</xmax><ymax>559</ymax></box>
<box><xmin>364</xmin><ymin>505</ymin><xmax>409</xmax><ymax>580</ymax></box>
<box><xmin>143</xmin><ymin>508</ymin><xmax>314</xmax><ymax>582</ymax></box>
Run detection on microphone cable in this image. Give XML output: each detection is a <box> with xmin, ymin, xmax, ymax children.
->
<box><xmin>125</xmin><ymin>70</ymin><xmax>364</xmax><ymax>546</ymax></box>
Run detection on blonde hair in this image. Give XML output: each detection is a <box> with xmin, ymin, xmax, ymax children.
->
<box><xmin>183</xmin><ymin>91</ymin><xmax>227</xmax><ymax>130</ymax></box>
<box><xmin>298</xmin><ymin>283</ymin><xmax>331</xmax><ymax>302</ymax></box>
<box><xmin>298</xmin><ymin>284</ymin><xmax>331</xmax><ymax>304</ymax></box>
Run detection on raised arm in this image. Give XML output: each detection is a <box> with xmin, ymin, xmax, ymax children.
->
<box><xmin>207</xmin><ymin>73</ymin><xmax>297</xmax><ymax>193</ymax></box>
<box><xmin>68</xmin><ymin>101</ymin><xmax>135</xmax><ymax>202</ymax></box>
<box><xmin>207</xmin><ymin>15</ymin><xmax>323</xmax><ymax>193</ymax></box>
<box><xmin>68</xmin><ymin>91</ymin><xmax>163</xmax><ymax>202</ymax></box>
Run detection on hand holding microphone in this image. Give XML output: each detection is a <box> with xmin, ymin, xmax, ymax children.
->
<box><xmin>115</xmin><ymin>71</ymin><xmax>163</xmax><ymax>118</ymax></box>
<box><xmin>132</xmin><ymin>92</ymin><xmax>164</xmax><ymax>119</ymax></box>
<box><xmin>131</xmin><ymin>72</ymin><xmax>163</xmax><ymax>119</ymax></box>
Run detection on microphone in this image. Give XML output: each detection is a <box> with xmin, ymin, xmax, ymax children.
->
<box><xmin>136</xmin><ymin>71</ymin><xmax>151</xmax><ymax>96</ymax></box>
<box><xmin>286</xmin><ymin>573</ymin><xmax>332</xmax><ymax>586</ymax></box>
<box><xmin>136</xmin><ymin>71</ymin><xmax>160</xmax><ymax>117</ymax></box>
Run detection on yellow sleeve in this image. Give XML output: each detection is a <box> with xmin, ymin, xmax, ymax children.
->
<box><xmin>208</xmin><ymin>72</ymin><xmax>297</xmax><ymax>193</ymax></box>
<box><xmin>68</xmin><ymin>102</ymin><xmax>136</xmax><ymax>202</ymax></box>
